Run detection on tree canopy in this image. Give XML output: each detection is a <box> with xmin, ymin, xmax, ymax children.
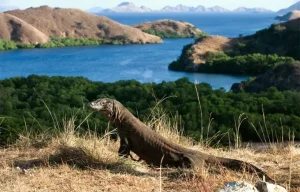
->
<box><xmin>1</xmin><ymin>76</ymin><xmax>299</xmax><ymax>145</ymax></box>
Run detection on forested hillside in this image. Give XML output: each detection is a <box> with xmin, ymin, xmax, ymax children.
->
<box><xmin>169</xmin><ymin>18</ymin><xmax>300</xmax><ymax>74</ymax></box>
<box><xmin>1</xmin><ymin>75</ymin><xmax>299</xmax><ymax>145</ymax></box>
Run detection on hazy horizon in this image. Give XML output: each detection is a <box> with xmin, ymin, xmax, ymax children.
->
<box><xmin>1</xmin><ymin>0</ymin><xmax>299</xmax><ymax>11</ymax></box>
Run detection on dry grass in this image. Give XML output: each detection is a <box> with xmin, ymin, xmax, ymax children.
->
<box><xmin>0</xmin><ymin>12</ymin><xmax>49</xmax><ymax>43</ymax></box>
<box><xmin>0</xmin><ymin>112</ymin><xmax>299</xmax><ymax>192</ymax></box>
<box><xmin>5</xmin><ymin>6</ymin><xmax>162</xmax><ymax>44</ymax></box>
<box><xmin>188</xmin><ymin>36</ymin><xmax>238</xmax><ymax>65</ymax></box>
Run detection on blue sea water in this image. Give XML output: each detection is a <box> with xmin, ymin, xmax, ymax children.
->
<box><xmin>0</xmin><ymin>13</ymin><xmax>278</xmax><ymax>90</ymax></box>
<box><xmin>102</xmin><ymin>13</ymin><xmax>277</xmax><ymax>37</ymax></box>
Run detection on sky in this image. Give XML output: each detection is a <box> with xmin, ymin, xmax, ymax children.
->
<box><xmin>0</xmin><ymin>0</ymin><xmax>299</xmax><ymax>11</ymax></box>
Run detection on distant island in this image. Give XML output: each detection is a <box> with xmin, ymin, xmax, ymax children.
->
<box><xmin>159</xmin><ymin>5</ymin><xmax>231</xmax><ymax>13</ymax></box>
<box><xmin>232</xmin><ymin>7</ymin><xmax>273</xmax><ymax>13</ymax></box>
<box><xmin>275</xmin><ymin>10</ymin><xmax>300</xmax><ymax>21</ymax></box>
<box><xmin>101</xmin><ymin>2</ymin><xmax>152</xmax><ymax>13</ymax></box>
<box><xmin>0</xmin><ymin>6</ymin><xmax>162</xmax><ymax>51</ymax></box>
<box><xmin>92</xmin><ymin>2</ymin><xmax>273</xmax><ymax>13</ymax></box>
<box><xmin>133</xmin><ymin>20</ymin><xmax>205</xmax><ymax>38</ymax></box>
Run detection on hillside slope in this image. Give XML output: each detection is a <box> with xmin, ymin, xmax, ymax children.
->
<box><xmin>246</xmin><ymin>62</ymin><xmax>300</xmax><ymax>92</ymax></box>
<box><xmin>0</xmin><ymin>12</ymin><xmax>48</xmax><ymax>43</ymax></box>
<box><xmin>169</xmin><ymin>18</ymin><xmax>300</xmax><ymax>72</ymax></box>
<box><xmin>133</xmin><ymin>19</ymin><xmax>204</xmax><ymax>38</ymax></box>
<box><xmin>4</xmin><ymin>6</ymin><xmax>162</xmax><ymax>44</ymax></box>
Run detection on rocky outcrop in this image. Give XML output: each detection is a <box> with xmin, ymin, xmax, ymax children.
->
<box><xmin>5</xmin><ymin>6</ymin><xmax>162</xmax><ymax>44</ymax></box>
<box><xmin>0</xmin><ymin>12</ymin><xmax>48</xmax><ymax>43</ymax></box>
<box><xmin>217</xmin><ymin>181</ymin><xmax>258</xmax><ymax>192</ymax></box>
<box><xmin>217</xmin><ymin>181</ymin><xmax>287</xmax><ymax>192</ymax></box>
<box><xmin>246</xmin><ymin>62</ymin><xmax>300</xmax><ymax>92</ymax></box>
<box><xmin>133</xmin><ymin>19</ymin><xmax>204</xmax><ymax>38</ymax></box>
<box><xmin>255</xmin><ymin>181</ymin><xmax>287</xmax><ymax>192</ymax></box>
<box><xmin>275</xmin><ymin>10</ymin><xmax>300</xmax><ymax>21</ymax></box>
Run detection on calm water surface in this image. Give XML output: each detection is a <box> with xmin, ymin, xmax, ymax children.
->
<box><xmin>102</xmin><ymin>13</ymin><xmax>277</xmax><ymax>37</ymax></box>
<box><xmin>0</xmin><ymin>13</ymin><xmax>278</xmax><ymax>90</ymax></box>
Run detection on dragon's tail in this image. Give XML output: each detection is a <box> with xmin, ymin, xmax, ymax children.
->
<box><xmin>218</xmin><ymin>157</ymin><xmax>275</xmax><ymax>182</ymax></box>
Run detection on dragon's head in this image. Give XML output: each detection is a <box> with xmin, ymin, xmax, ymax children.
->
<box><xmin>88</xmin><ymin>98</ymin><xmax>120</xmax><ymax>118</ymax></box>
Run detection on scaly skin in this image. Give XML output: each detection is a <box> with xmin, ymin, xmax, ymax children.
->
<box><xmin>88</xmin><ymin>98</ymin><xmax>274</xmax><ymax>182</ymax></box>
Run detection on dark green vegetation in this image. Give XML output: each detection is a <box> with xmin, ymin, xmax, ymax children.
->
<box><xmin>245</xmin><ymin>62</ymin><xmax>300</xmax><ymax>92</ymax></box>
<box><xmin>142</xmin><ymin>29</ymin><xmax>204</xmax><ymax>39</ymax></box>
<box><xmin>169</xmin><ymin>21</ymin><xmax>300</xmax><ymax>75</ymax></box>
<box><xmin>1</xmin><ymin>76</ymin><xmax>299</xmax><ymax>145</ymax></box>
<box><xmin>0</xmin><ymin>39</ymin><xmax>19</xmax><ymax>50</ymax></box>
<box><xmin>169</xmin><ymin>50</ymin><xmax>295</xmax><ymax>75</ymax></box>
<box><xmin>168</xmin><ymin>43</ymin><xmax>194</xmax><ymax>71</ymax></box>
<box><xmin>0</xmin><ymin>36</ymin><xmax>134</xmax><ymax>51</ymax></box>
<box><xmin>237</xmin><ymin>23</ymin><xmax>300</xmax><ymax>60</ymax></box>
<box><xmin>37</xmin><ymin>37</ymin><xmax>103</xmax><ymax>48</ymax></box>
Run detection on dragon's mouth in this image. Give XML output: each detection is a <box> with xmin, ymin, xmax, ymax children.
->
<box><xmin>87</xmin><ymin>102</ymin><xmax>104</xmax><ymax>111</ymax></box>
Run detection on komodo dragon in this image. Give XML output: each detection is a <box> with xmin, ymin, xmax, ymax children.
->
<box><xmin>88</xmin><ymin>98</ymin><xmax>274</xmax><ymax>181</ymax></box>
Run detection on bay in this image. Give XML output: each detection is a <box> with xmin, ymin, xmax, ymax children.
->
<box><xmin>0</xmin><ymin>13</ymin><xmax>278</xmax><ymax>90</ymax></box>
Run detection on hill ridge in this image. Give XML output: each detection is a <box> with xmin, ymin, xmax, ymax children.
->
<box><xmin>1</xmin><ymin>6</ymin><xmax>162</xmax><ymax>44</ymax></box>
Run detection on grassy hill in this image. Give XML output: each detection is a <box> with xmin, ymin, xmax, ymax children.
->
<box><xmin>0</xmin><ymin>6</ymin><xmax>162</xmax><ymax>48</ymax></box>
<box><xmin>0</xmin><ymin>12</ymin><xmax>48</xmax><ymax>43</ymax></box>
<box><xmin>169</xmin><ymin>18</ymin><xmax>300</xmax><ymax>74</ymax></box>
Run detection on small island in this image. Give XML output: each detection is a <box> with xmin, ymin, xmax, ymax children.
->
<box><xmin>0</xmin><ymin>6</ymin><xmax>162</xmax><ymax>51</ymax></box>
<box><xmin>133</xmin><ymin>19</ymin><xmax>205</xmax><ymax>38</ymax></box>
